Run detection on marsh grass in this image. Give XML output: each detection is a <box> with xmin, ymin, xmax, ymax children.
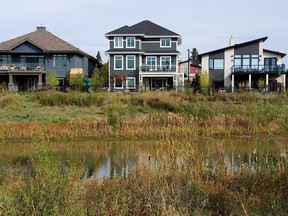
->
<box><xmin>0</xmin><ymin>141</ymin><xmax>287</xmax><ymax>215</ymax></box>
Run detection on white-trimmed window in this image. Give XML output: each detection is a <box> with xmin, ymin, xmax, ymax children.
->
<box><xmin>126</xmin><ymin>37</ymin><xmax>135</xmax><ymax>48</ymax></box>
<box><xmin>126</xmin><ymin>77</ymin><xmax>136</xmax><ymax>89</ymax></box>
<box><xmin>114</xmin><ymin>37</ymin><xmax>123</xmax><ymax>48</ymax></box>
<box><xmin>114</xmin><ymin>80</ymin><xmax>124</xmax><ymax>89</ymax></box>
<box><xmin>160</xmin><ymin>38</ymin><xmax>171</xmax><ymax>47</ymax></box>
<box><xmin>146</xmin><ymin>56</ymin><xmax>157</xmax><ymax>70</ymax></box>
<box><xmin>160</xmin><ymin>56</ymin><xmax>171</xmax><ymax>70</ymax></box>
<box><xmin>126</xmin><ymin>55</ymin><xmax>136</xmax><ymax>70</ymax></box>
<box><xmin>114</xmin><ymin>55</ymin><xmax>123</xmax><ymax>70</ymax></box>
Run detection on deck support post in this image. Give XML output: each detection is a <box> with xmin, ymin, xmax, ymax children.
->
<box><xmin>37</xmin><ymin>74</ymin><xmax>43</xmax><ymax>90</ymax></box>
<box><xmin>231</xmin><ymin>74</ymin><xmax>235</xmax><ymax>92</ymax></box>
<box><xmin>266</xmin><ymin>74</ymin><xmax>269</xmax><ymax>93</ymax></box>
<box><xmin>283</xmin><ymin>74</ymin><xmax>286</xmax><ymax>92</ymax></box>
<box><xmin>248</xmin><ymin>74</ymin><xmax>252</xmax><ymax>91</ymax></box>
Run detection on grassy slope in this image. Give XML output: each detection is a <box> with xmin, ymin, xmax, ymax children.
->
<box><xmin>0</xmin><ymin>91</ymin><xmax>287</xmax><ymax>140</ymax></box>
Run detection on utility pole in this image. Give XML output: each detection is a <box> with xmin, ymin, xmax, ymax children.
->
<box><xmin>187</xmin><ymin>49</ymin><xmax>190</xmax><ymax>86</ymax></box>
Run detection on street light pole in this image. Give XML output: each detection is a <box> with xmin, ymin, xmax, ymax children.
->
<box><xmin>187</xmin><ymin>49</ymin><xmax>190</xmax><ymax>86</ymax></box>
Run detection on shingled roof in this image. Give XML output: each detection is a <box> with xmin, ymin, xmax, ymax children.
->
<box><xmin>106</xmin><ymin>20</ymin><xmax>180</xmax><ymax>37</ymax></box>
<box><xmin>0</xmin><ymin>27</ymin><xmax>94</xmax><ymax>58</ymax></box>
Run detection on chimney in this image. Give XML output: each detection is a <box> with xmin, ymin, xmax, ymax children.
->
<box><xmin>36</xmin><ymin>26</ymin><xmax>46</xmax><ymax>31</ymax></box>
<box><xmin>229</xmin><ymin>36</ymin><xmax>235</xmax><ymax>46</ymax></box>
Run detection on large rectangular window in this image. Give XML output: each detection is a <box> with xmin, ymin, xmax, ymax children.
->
<box><xmin>126</xmin><ymin>55</ymin><xmax>135</xmax><ymax>70</ymax></box>
<box><xmin>160</xmin><ymin>56</ymin><xmax>171</xmax><ymax>70</ymax></box>
<box><xmin>146</xmin><ymin>57</ymin><xmax>157</xmax><ymax>70</ymax></box>
<box><xmin>114</xmin><ymin>37</ymin><xmax>123</xmax><ymax>48</ymax></box>
<box><xmin>234</xmin><ymin>54</ymin><xmax>259</xmax><ymax>71</ymax></box>
<box><xmin>53</xmin><ymin>55</ymin><xmax>67</xmax><ymax>67</ymax></box>
<box><xmin>160</xmin><ymin>38</ymin><xmax>171</xmax><ymax>47</ymax></box>
<box><xmin>126</xmin><ymin>77</ymin><xmax>136</xmax><ymax>89</ymax></box>
<box><xmin>126</xmin><ymin>37</ymin><xmax>135</xmax><ymax>48</ymax></box>
<box><xmin>0</xmin><ymin>55</ymin><xmax>11</xmax><ymax>66</ymax></box>
<box><xmin>209</xmin><ymin>59</ymin><xmax>224</xmax><ymax>70</ymax></box>
<box><xmin>114</xmin><ymin>55</ymin><xmax>123</xmax><ymax>70</ymax></box>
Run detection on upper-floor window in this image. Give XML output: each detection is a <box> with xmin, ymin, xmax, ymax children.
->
<box><xmin>209</xmin><ymin>58</ymin><xmax>224</xmax><ymax>70</ymax></box>
<box><xmin>114</xmin><ymin>55</ymin><xmax>123</xmax><ymax>70</ymax></box>
<box><xmin>127</xmin><ymin>55</ymin><xmax>136</xmax><ymax>70</ymax></box>
<box><xmin>160</xmin><ymin>38</ymin><xmax>171</xmax><ymax>47</ymax></box>
<box><xmin>234</xmin><ymin>54</ymin><xmax>259</xmax><ymax>70</ymax></box>
<box><xmin>53</xmin><ymin>55</ymin><xmax>67</xmax><ymax>67</ymax></box>
<box><xmin>114</xmin><ymin>37</ymin><xmax>123</xmax><ymax>48</ymax></box>
<box><xmin>160</xmin><ymin>56</ymin><xmax>171</xmax><ymax>70</ymax></box>
<box><xmin>146</xmin><ymin>57</ymin><xmax>157</xmax><ymax>70</ymax></box>
<box><xmin>126</xmin><ymin>37</ymin><xmax>135</xmax><ymax>48</ymax></box>
<box><xmin>0</xmin><ymin>55</ymin><xmax>11</xmax><ymax>66</ymax></box>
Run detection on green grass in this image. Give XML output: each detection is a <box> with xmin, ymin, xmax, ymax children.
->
<box><xmin>0</xmin><ymin>91</ymin><xmax>287</xmax><ymax>140</ymax></box>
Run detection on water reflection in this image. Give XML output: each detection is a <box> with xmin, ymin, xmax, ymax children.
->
<box><xmin>0</xmin><ymin>137</ymin><xmax>287</xmax><ymax>179</ymax></box>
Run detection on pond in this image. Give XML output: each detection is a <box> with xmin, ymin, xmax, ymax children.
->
<box><xmin>0</xmin><ymin>137</ymin><xmax>287</xmax><ymax>179</ymax></box>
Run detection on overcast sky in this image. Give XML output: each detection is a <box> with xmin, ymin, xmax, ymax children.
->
<box><xmin>1</xmin><ymin>0</ymin><xmax>287</xmax><ymax>64</ymax></box>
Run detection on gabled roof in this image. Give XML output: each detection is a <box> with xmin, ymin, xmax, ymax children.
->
<box><xmin>199</xmin><ymin>37</ymin><xmax>268</xmax><ymax>56</ymax></box>
<box><xmin>105</xmin><ymin>20</ymin><xmax>180</xmax><ymax>37</ymax></box>
<box><xmin>263</xmin><ymin>49</ymin><xmax>286</xmax><ymax>58</ymax></box>
<box><xmin>0</xmin><ymin>27</ymin><xmax>95</xmax><ymax>60</ymax></box>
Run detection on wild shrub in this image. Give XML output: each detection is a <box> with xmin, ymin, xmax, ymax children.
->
<box><xmin>33</xmin><ymin>91</ymin><xmax>104</xmax><ymax>107</ymax></box>
<box><xmin>0</xmin><ymin>95</ymin><xmax>18</xmax><ymax>109</ymax></box>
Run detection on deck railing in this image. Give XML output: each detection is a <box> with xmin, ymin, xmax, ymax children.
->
<box><xmin>140</xmin><ymin>65</ymin><xmax>177</xmax><ymax>73</ymax></box>
<box><xmin>0</xmin><ymin>63</ymin><xmax>45</xmax><ymax>71</ymax></box>
<box><xmin>232</xmin><ymin>64</ymin><xmax>286</xmax><ymax>74</ymax></box>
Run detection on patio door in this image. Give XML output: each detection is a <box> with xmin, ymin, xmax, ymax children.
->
<box><xmin>151</xmin><ymin>78</ymin><xmax>167</xmax><ymax>89</ymax></box>
<box><xmin>264</xmin><ymin>58</ymin><xmax>277</xmax><ymax>72</ymax></box>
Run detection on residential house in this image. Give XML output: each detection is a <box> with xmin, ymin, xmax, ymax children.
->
<box><xmin>105</xmin><ymin>20</ymin><xmax>183</xmax><ymax>91</ymax></box>
<box><xmin>0</xmin><ymin>26</ymin><xmax>98</xmax><ymax>91</ymax></box>
<box><xmin>178</xmin><ymin>60</ymin><xmax>201</xmax><ymax>82</ymax></box>
<box><xmin>199</xmin><ymin>37</ymin><xmax>287</xmax><ymax>92</ymax></box>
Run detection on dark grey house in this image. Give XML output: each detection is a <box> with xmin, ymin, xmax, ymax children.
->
<box><xmin>0</xmin><ymin>26</ymin><xmax>98</xmax><ymax>91</ymax></box>
<box><xmin>105</xmin><ymin>20</ymin><xmax>183</xmax><ymax>91</ymax></box>
<box><xmin>199</xmin><ymin>37</ymin><xmax>287</xmax><ymax>92</ymax></box>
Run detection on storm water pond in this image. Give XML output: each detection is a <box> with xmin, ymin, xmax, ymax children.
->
<box><xmin>0</xmin><ymin>137</ymin><xmax>287</xmax><ymax>179</ymax></box>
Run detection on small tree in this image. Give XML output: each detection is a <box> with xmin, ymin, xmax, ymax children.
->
<box><xmin>74</xmin><ymin>74</ymin><xmax>85</xmax><ymax>91</ymax></box>
<box><xmin>91</xmin><ymin>68</ymin><xmax>103</xmax><ymax>91</ymax></box>
<box><xmin>100</xmin><ymin>62</ymin><xmax>109</xmax><ymax>87</ymax></box>
<box><xmin>199</xmin><ymin>71</ymin><xmax>209</xmax><ymax>88</ymax></box>
<box><xmin>258</xmin><ymin>79</ymin><xmax>265</xmax><ymax>92</ymax></box>
<box><xmin>47</xmin><ymin>71</ymin><xmax>59</xmax><ymax>87</ymax></box>
<box><xmin>198</xmin><ymin>71</ymin><xmax>211</xmax><ymax>95</ymax></box>
<box><xmin>96</xmin><ymin>51</ymin><xmax>103</xmax><ymax>64</ymax></box>
<box><xmin>191</xmin><ymin>48</ymin><xmax>200</xmax><ymax>65</ymax></box>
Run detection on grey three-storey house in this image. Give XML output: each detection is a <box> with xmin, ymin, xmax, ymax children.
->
<box><xmin>105</xmin><ymin>20</ymin><xmax>183</xmax><ymax>91</ymax></box>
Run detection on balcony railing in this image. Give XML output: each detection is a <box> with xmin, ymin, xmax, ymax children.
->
<box><xmin>140</xmin><ymin>65</ymin><xmax>177</xmax><ymax>73</ymax></box>
<box><xmin>0</xmin><ymin>63</ymin><xmax>45</xmax><ymax>72</ymax></box>
<box><xmin>232</xmin><ymin>64</ymin><xmax>286</xmax><ymax>74</ymax></box>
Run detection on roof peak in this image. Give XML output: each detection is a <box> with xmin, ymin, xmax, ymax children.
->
<box><xmin>106</xmin><ymin>20</ymin><xmax>180</xmax><ymax>37</ymax></box>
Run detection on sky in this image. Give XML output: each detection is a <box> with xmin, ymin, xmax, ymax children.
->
<box><xmin>1</xmin><ymin>0</ymin><xmax>288</xmax><ymax>64</ymax></box>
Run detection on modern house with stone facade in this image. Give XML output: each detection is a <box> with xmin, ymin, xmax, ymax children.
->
<box><xmin>0</xmin><ymin>26</ymin><xmax>98</xmax><ymax>91</ymax></box>
<box><xmin>199</xmin><ymin>37</ymin><xmax>287</xmax><ymax>92</ymax></box>
<box><xmin>105</xmin><ymin>20</ymin><xmax>183</xmax><ymax>91</ymax></box>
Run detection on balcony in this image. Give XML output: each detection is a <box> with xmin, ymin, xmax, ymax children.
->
<box><xmin>140</xmin><ymin>65</ymin><xmax>177</xmax><ymax>73</ymax></box>
<box><xmin>0</xmin><ymin>63</ymin><xmax>45</xmax><ymax>72</ymax></box>
<box><xmin>232</xmin><ymin>64</ymin><xmax>286</xmax><ymax>74</ymax></box>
